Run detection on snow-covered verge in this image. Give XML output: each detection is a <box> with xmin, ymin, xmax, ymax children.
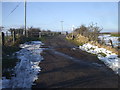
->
<box><xmin>0</xmin><ymin>80</ymin><xmax>2</xmax><ymax>89</ymax></box>
<box><xmin>1</xmin><ymin>41</ymin><xmax>44</xmax><ymax>88</ymax></box>
<box><xmin>98</xmin><ymin>34</ymin><xmax>119</xmax><ymax>47</ymax></box>
<box><xmin>79</xmin><ymin>43</ymin><xmax>120</xmax><ymax>75</ymax></box>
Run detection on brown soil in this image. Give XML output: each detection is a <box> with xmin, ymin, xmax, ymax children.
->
<box><xmin>32</xmin><ymin>35</ymin><xmax>119</xmax><ymax>88</ymax></box>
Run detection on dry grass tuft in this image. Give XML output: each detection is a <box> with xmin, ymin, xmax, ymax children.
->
<box><xmin>67</xmin><ymin>34</ymin><xmax>119</xmax><ymax>55</ymax></box>
<box><xmin>89</xmin><ymin>41</ymin><xmax>118</xmax><ymax>55</ymax></box>
<box><xmin>75</xmin><ymin>34</ymin><xmax>89</xmax><ymax>44</ymax></box>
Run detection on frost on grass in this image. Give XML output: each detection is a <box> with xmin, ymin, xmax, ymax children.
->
<box><xmin>2</xmin><ymin>41</ymin><xmax>44</xmax><ymax>88</ymax></box>
<box><xmin>79</xmin><ymin>43</ymin><xmax>120</xmax><ymax>75</ymax></box>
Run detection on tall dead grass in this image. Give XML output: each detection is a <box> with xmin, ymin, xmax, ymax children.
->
<box><xmin>67</xmin><ymin>34</ymin><xmax>119</xmax><ymax>55</ymax></box>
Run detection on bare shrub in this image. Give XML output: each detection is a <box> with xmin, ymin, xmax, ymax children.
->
<box><xmin>74</xmin><ymin>23</ymin><xmax>102</xmax><ymax>42</ymax></box>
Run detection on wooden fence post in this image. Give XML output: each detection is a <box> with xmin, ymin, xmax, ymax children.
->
<box><xmin>52</xmin><ymin>33</ymin><xmax>54</xmax><ymax>36</ymax></box>
<box><xmin>12</xmin><ymin>30</ymin><xmax>16</xmax><ymax>44</ymax></box>
<box><xmin>39</xmin><ymin>32</ymin><xmax>41</xmax><ymax>38</ymax></box>
<box><xmin>6</xmin><ymin>31</ymin><xmax>8</xmax><ymax>37</ymax></box>
<box><xmin>10</xmin><ymin>31</ymin><xmax>12</xmax><ymax>37</ymax></box>
<box><xmin>109</xmin><ymin>39</ymin><xmax>114</xmax><ymax>48</ymax></box>
<box><xmin>26</xmin><ymin>30</ymin><xmax>29</xmax><ymax>37</ymax></box>
<box><xmin>0</xmin><ymin>32</ymin><xmax>5</xmax><ymax>46</ymax></box>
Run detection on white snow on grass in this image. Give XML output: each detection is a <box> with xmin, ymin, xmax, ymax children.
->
<box><xmin>0</xmin><ymin>79</ymin><xmax>2</xmax><ymax>89</ymax></box>
<box><xmin>79</xmin><ymin>43</ymin><xmax>120</xmax><ymax>75</ymax></box>
<box><xmin>2</xmin><ymin>41</ymin><xmax>44</xmax><ymax>88</ymax></box>
<box><xmin>98</xmin><ymin>34</ymin><xmax>119</xmax><ymax>47</ymax></box>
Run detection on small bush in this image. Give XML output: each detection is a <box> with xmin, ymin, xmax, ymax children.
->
<box><xmin>3</xmin><ymin>70</ymin><xmax>13</xmax><ymax>79</ymax></box>
<box><xmin>98</xmin><ymin>53</ymin><xmax>107</xmax><ymax>57</ymax></box>
<box><xmin>2</xmin><ymin>58</ymin><xmax>18</xmax><ymax>79</ymax></box>
<box><xmin>90</xmin><ymin>47</ymin><xmax>95</xmax><ymax>50</ymax></box>
<box><xmin>2</xmin><ymin>58</ymin><xmax>18</xmax><ymax>70</ymax></box>
<box><xmin>74</xmin><ymin>23</ymin><xmax>102</xmax><ymax>41</ymax></box>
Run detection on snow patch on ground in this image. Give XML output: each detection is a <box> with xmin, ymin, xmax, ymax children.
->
<box><xmin>98</xmin><ymin>34</ymin><xmax>119</xmax><ymax>47</ymax></box>
<box><xmin>79</xmin><ymin>43</ymin><xmax>120</xmax><ymax>75</ymax></box>
<box><xmin>2</xmin><ymin>41</ymin><xmax>44</xmax><ymax>88</ymax></box>
<box><xmin>0</xmin><ymin>79</ymin><xmax>2</xmax><ymax>89</ymax></box>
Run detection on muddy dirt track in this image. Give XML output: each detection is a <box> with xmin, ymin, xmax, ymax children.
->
<box><xmin>32</xmin><ymin>35</ymin><xmax>119</xmax><ymax>88</ymax></box>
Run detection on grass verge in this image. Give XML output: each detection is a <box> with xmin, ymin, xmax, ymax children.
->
<box><xmin>66</xmin><ymin>34</ymin><xmax>119</xmax><ymax>55</ymax></box>
<box><xmin>111</xmin><ymin>33</ymin><xmax>120</xmax><ymax>37</ymax></box>
<box><xmin>2</xmin><ymin>35</ymin><xmax>47</xmax><ymax>79</ymax></box>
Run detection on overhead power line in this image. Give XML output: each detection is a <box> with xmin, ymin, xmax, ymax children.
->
<box><xmin>7</xmin><ymin>2</ymin><xmax>21</xmax><ymax>17</ymax></box>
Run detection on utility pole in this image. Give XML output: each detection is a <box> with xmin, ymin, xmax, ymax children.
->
<box><xmin>60</xmin><ymin>21</ymin><xmax>64</xmax><ymax>34</ymax></box>
<box><xmin>24</xmin><ymin>0</ymin><xmax>27</xmax><ymax>36</ymax></box>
